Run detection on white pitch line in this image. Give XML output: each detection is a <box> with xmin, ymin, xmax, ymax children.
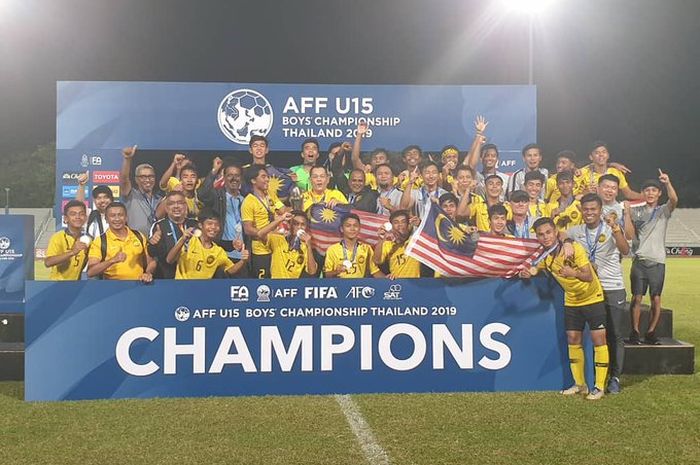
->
<box><xmin>334</xmin><ymin>394</ymin><xmax>391</xmax><ymax>465</ymax></box>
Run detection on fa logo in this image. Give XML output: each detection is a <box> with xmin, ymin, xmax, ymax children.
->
<box><xmin>230</xmin><ymin>285</ymin><xmax>249</xmax><ymax>302</ymax></box>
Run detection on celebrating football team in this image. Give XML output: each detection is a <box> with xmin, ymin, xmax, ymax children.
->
<box><xmin>45</xmin><ymin>116</ymin><xmax>679</xmax><ymax>399</ymax></box>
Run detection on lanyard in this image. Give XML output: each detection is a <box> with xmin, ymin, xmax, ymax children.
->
<box><xmin>641</xmin><ymin>206</ymin><xmax>661</xmax><ymax>230</ymax></box>
<box><xmin>380</xmin><ymin>187</ymin><xmax>396</xmax><ymax>198</ymax></box>
<box><xmin>514</xmin><ymin>217</ymin><xmax>530</xmax><ymax>238</ymax></box>
<box><xmin>421</xmin><ymin>187</ymin><xmax>438</xmax><ymax>203</ymax></box>
<box><xmin>168</xmin><ymin>219</ymin><xmax>184</xmax><ymax>241</ymax></box>
<box><xmin>227</xmin><ymin>194</ymin><xmax>241</xmax><ymax>223</ymax></box>
<box><xmin>585</xmin><ymin>222</ymin><xmax>604</xmax><ymax>262</ymax></box>
<box><xmin>136</xmin><ymin>189</ymin><xmax>158</xmax><ymax>222</ymax></box>
<box><xmin>559</xmin><ymin>195</ymin><xmax>574</xmax><ymax>210</ymax></box>
<box><xmin>254</xmin><ymin>193</ymin><xmax>274</xmax><ymax>222</ymax></box>
<box><xmin>341</xmin><ymin>240</ymin><xmax>359</xmax><ymax>263</ymax></box>
<box><xmin>533</xmin><ymin>242</ymin><xmax>560</xmax><ymax>266</ymax></box>
<box><xmin>543</xmin><ymin>242</ymin><xmax>563</xmax><ymax>272</ymax></box>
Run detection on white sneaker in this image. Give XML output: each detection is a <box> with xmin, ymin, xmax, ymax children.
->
<box><xmin>561</xmin><ymin>384</ymin><xmax>589</xmax><ymax>396</ymax></box>
<box><xmin>586</xmin><ymin>387</ymin><xmax>605</xmax><ymax>400</ymax></box>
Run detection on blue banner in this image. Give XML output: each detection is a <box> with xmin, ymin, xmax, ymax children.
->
<box><xmin>0</xmin><ymin>215</ymin><xmax>33</xmax><ymax>312</ymax></box>
<box><xmin>25</xmin><ymin>277</ymin><xmax>571</xmax><ymax>401</ymax></box>
<box><xmin>55</xmin><ymin>81</ymin><xmax>536</xmax><ymax>224</ymax></box>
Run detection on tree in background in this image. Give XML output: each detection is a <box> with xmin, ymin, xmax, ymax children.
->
<box><xmin>0</xmin><ymin>143</ymin><xmax>55</xmax><ymax>208</ymax></box>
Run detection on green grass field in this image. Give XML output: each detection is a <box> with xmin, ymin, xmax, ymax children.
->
<box><xmin>4</xmin><ymin>259</ymin><xmax>698</xmax><ymax>464</ymax></box>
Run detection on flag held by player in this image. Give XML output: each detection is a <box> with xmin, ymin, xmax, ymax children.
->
<box><xmin>308</xmin><ymin>203</ymin><xmax>384</xmax><ymax>256</ymax></box>
<box><xmin>405</xmin><ymin>202</ymin><xmax>542</xmax><ymax>278</ymax></box>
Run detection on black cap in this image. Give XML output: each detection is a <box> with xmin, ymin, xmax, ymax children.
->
<box><xmin>509</xmin><ymin>190</ymin><xmax>530</xmax><ymax>203</ymax></box>
<box><xmin>641</xmin><ymin>179</ymin><xmax>662</xmax><ymax>190</ymax></box>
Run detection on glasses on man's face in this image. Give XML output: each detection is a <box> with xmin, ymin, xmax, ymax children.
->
<box><xmin>137</xmin><ymin>174</ymin><xmax>156</xmax><ymax>179</ymax></box>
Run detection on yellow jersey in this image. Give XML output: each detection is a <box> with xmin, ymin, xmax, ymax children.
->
<box><xmin>545</xmin><ymin>173</ymin><xmax>586</xmax><ymax>203</ymax></box>
<box><xmin>528</xmin><ymin>201</ymin><xmax>552</xmax><ymax>220</ymax></box>
<box><xmin>45</xmin><ymin>230</ymin><xmax>88</xmax><ymax>280</ymax></box>
<box><xmin>268</xmin><ymin>233</ymin><xmax>311</xmax><ymax>279</ymax></box>
<box><xmin>379</xmin><ymin>241</ymin><xmax>420</xmax><ymax>278</ymax></box>
<box><xmin>165</xmin><ymin>177</ymin><xmax>202</xmax><ymax>216</ymax></box>
<box><xmin>578</xmin><ymin>166</ymin><xmax>629</xmax><ymax>191</ymax></box>
<box><xmin>470</xmin><ymin>201</ymin><xmax>511</xmax><ymax>232</ymax></box>
<box><xmin>537</xmin><ymin>241</ymin><xmax>604</xmax><ymax>307</ymax></box>
<box><xmin>241</xmin><ymin>193</ymin><xmax>284</xmax><ymax>255</ymax></box>
<box><xmin>399</xmin><ymin>173</ymin><xmax>423</xmax><ymax>191</ymax></box>
<box><xmin>175</xmin><ymin>236</ymin><xmax>233</xmax><ymax>279</ymax></box>
<box><xmin>548</xmin><ymin>199</ymin><xmax>583</xmax><ymax>230</ymax></box>
<box><xmin>365</xmin><ymin>172</ymin><xmax>399</xmax><ymax>190</ymax></box>
<box><xmin>302</xmin><ymin>189</ymin><xmax>348</xmax><ymax>212</ymax></box>
<box><xmin>324</xmin><ymin>241</ymin><xmax>379</xmax><ymax>278</ymax></box>
<box><xmin>89</xmin><ymin>228</ymin><xmax>149</xmax><ymax>280</ymax></box>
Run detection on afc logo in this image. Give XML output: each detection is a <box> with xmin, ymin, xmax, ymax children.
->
<box><xmin>230</xmin><ymin>285</ymin><xmax>249</xmax><ymax>302</ymax></box>
<box><xmin>345</xmin><ymin>286</ymin><xmax>375</xmax><ymax>299</ymax></box>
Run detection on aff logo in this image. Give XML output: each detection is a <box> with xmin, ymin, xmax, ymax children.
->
<box><xmin>257</xmin><ymin>285</ymin><xmax>271</xmax><ymax>302</ymax></box>
<box><xmin>91</xmin><ymin>156</ymin><xmax>102</xmax><ymax>166</ymax></box>
<box><xmin>0</xmin><ymin>237</ymin><xmax>10</xmax><ymax>251</ymax></box>
<box><xmin>346</xmin><ymin>286</ymin><xmax>375</xmax><ymax>299</ymax></box>
<box><xmin>230</xmin><ymin>285</ymin><xmax>249</xmax><ymax>302</ymax></box>
<box><xmin>217</xmin><ymin>89</ymin><xmax>274</xmax><ymax>145</ymax></box>
<box><xmin>174</xmin><ymin>306</ymin><xmax>191</xmax><ymax>322</ymax></box>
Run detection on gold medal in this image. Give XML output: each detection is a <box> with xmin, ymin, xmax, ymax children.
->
<box><xmin>529</xmin><ymin>266</ymin><xmax>539</xmax><ymax>276</ymax></box>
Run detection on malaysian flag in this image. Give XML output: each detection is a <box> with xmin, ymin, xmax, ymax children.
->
<box><xmin>308</xmin><ymin>203</ymin><xmax>386</xmax><ymax>255</ymax></box>
<box><xmin>241</xmin><ymin>164</ymin><xmax>296</xmax><ymax>199</ymax></box>
<box><xmin>405</xmin><ymin>202</ymin><xmax>543</xmax><ymax>278</ymax></box>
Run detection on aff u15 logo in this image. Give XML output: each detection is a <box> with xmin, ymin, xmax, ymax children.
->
<box><xmin>217</xmin><ymin>89</ymin><xmax>274</xmax><ymax>145</ymax></box>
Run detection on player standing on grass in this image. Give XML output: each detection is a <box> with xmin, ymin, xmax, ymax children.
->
<box><xmin>520</xmin><ymin>217</ymin><xmax>609</xmax><ymax>400</ymax></box>
<box><xmin>565</xmin><ymin>194</ymin><xmax>630</xmax><ymax>394</ymax></box>
<box><xmin>628</xmin><ymin>170</ymin><xmax>678</xmax><ymax>345</ymax></box>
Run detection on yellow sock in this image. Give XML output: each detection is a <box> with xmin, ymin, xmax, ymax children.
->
<box><xmin>594</xmin><ymin>345</ymin><xmax>610</xmax><ymax>391</ymax></box>
<box><xmin>568</xmin><ymin>344</ymin><xmax>585</xmax><ymax>386</ymax></box>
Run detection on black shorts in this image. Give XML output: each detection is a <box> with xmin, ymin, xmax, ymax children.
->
<box><xmin>630</xmin><ymin>258</ymin><xmax>665</xmax><ymax>297</ymax></box>
<box><xmin>250</xmin><ymin>253</ymin><xmax>272</xmax><ymax>279</ymax></box>
<box><xmin>565</xmin><ymin>301</ymin><xmax>607</xmax><ymax>332</ymax></box>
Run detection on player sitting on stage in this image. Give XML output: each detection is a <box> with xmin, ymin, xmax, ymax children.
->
<box><xmin>520</xmin><ymin>217</ymin><xmax>609</xmax><ymax>400</ymax></box>
<box><xmin>324</xmin><ymin>213</ymin><xmax>384</xmax><ymax>278</ymax></box>
<box><xmin>44</xmin><ymin>200</ymin><xmax>90</xmax><ymax>281</ymax></box>
<box><xmin>167</xmin><ymin>209</ymin><xmax>249</xmax><ymax>279</ymax></box>
<box><xmin>373</xmin><ymin>209</ymin><xmax>421</xmax><ymax>279</ymax></box>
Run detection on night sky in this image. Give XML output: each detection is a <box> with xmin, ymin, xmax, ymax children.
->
<box><xmin>1</xmin><ymin>0</ymin><xmax>698</xmax><ymax>204</ymax></box>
